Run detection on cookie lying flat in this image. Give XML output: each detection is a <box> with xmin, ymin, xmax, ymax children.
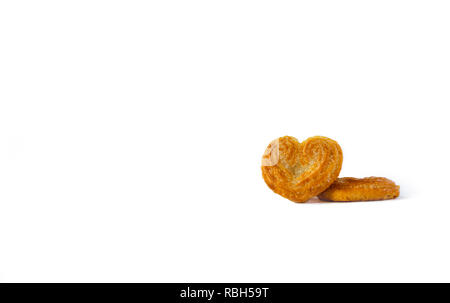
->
<box><xmin>318</xmin><ymin>177</ymin><xmax>400</xmax><ymax>202</ymax></box>
<box><xmin>261</xmin><ymin>136</ymin><xmax>343</xmax><ymax>203</ymax></box>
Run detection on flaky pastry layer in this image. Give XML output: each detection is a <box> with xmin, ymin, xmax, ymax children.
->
<box><xmin>318</xmin><ymin>177</ymin><xmax>400</xmax><ymax>202</ymax></box>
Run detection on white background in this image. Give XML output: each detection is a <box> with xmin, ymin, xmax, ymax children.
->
<box><xmin>1</xmin><ymin>1</ymin><xmax>449</xmax><ymax>282</ymax></box>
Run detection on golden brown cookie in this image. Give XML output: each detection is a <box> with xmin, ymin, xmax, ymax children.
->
<box><xmin>318</xmin><ymin>177</ymin><xmax>400</xmax><ymax>202</ymax></box>
<box><xmin>261</xmin><ymin>136</ymin><xmax>343</xmax><ymax>203</ymax></box>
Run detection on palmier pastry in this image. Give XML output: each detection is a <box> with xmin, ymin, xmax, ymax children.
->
<box><xmin>261</xmin><ymin>136</ymin><xmax>343</xmax><ymax>203</ymax></box>
<box><xmin>318</xmin><ymin>177</ymin><xmax>400</xmax><ymax>202</ymax></box>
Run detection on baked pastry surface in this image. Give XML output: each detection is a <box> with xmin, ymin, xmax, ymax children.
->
<box><xmin>261</xmin><ymin>136</ymin><xmax>343</xmax><ymax>202</ymax></box>
<box><xmin>318</xmin><ymin>177</ymin><xmax>400</xmax><ymax>202</ymax></box>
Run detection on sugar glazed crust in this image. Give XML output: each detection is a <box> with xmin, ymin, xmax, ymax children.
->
<box><xmin>261</xmin><ymin>136</ymin><xmax>343</xmax><ymax>203</ymax></box>
<box><xmin>318</xmin><ymin>177</ymin><xmax>400</xmax><ymax>202</ymax></box>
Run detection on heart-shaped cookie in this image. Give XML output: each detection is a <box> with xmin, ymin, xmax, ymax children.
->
<box><xmin>261</xmin><ymin>136</ymin><xmax>343</xmax><ymax>202</ymax></box>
